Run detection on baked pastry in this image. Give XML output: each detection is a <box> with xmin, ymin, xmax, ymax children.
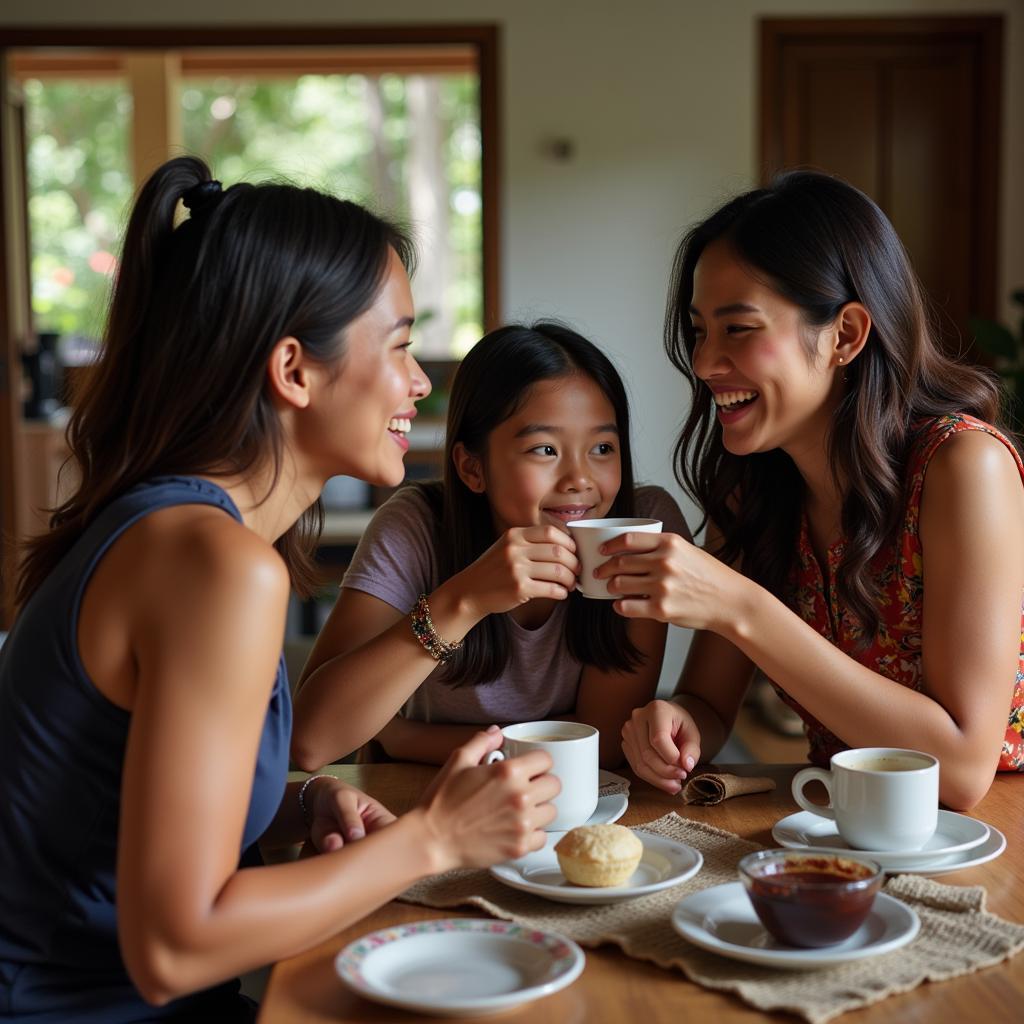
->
<box><xmin>554</xmin><ymin>824</ymin><xmax>644</xmax><ymax>887</ymax></box>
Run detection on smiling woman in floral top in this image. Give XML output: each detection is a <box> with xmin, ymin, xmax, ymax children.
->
<box><xmin>615</xmin><ymin>171</ymin><xmax>1024</xmax><ymax>810</ymax></box>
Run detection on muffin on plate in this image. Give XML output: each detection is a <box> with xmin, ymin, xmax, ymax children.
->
<box><xmin>554</xmin><ymin>824</ymin><xmax>644</xmax><ymax>887</ymax></box>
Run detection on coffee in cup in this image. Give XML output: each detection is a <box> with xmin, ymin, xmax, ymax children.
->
<box><xmin>485</xmin><ymin>721</ymin><xmax>598</xmax><ymax>830</ymax></box>
<box><xmin>514</xmin><ymin>731</ymin><xmax>580</xmax><ymax>742</ymax></box>
<box><xmin>791</xmin><ymin>747</ymin><xmax>939</xmax><ymax>851</ymax></box>
<box><xmin>566</xmin><ymin>518</ymin><xmax>663</xmax><ymax>599</ymax></box>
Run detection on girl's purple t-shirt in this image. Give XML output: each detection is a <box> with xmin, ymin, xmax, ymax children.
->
<box><xmin>342</xmin><ymin>485</ymin><xmax>690</xmax><ymax>725</ymax></box>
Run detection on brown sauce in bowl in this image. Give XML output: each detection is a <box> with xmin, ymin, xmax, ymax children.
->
<box><xmin>742</xmin><ymin>856</ymin><xmax>882</xmax><ymax>948</ymax></box>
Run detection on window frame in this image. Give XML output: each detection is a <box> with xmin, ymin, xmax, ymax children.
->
<box><xmin>0</xmin><ymin>24</ymin><xmax>500</xmax><ymax>627</ymax></box>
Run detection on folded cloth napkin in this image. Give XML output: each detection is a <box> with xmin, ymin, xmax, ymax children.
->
<box><xmin>680</xmin><ymin>768</ymin><xmax>776</xmax><ymax>805</ymax></box>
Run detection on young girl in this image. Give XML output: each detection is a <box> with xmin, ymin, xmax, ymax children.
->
<box><xmin>291</xmin><ymin>323</ymin><xmax>691</xmax><ymax>770</ymax></box>
<box><xmin>0</xmin><ymin>156</ymin><xmax>558</xmax><ymax>1022</ymax></box>
<box><xmin>611</xmin><ymin>171</ymin><xmax>1024</xmax><ymax>810</ymax></box>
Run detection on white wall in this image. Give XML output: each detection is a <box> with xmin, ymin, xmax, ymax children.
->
<box><xmin>5</xmin><ymin>0</ymin><xmax>1022</xmax><ymax>692</ymax></box>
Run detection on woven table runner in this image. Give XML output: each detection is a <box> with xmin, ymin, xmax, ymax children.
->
<box><xmin>399</xmin><ymin>812</ymin><xmax>1024</xmax><ymax>1023</ymax></box>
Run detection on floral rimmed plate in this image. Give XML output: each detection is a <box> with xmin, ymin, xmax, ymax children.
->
<box><xmin>334</xmin><ymin>917</ymin><xmax>585</xmax><ymax>1017</ymax></box>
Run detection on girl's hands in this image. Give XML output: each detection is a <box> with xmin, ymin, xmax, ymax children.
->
<box><xmin>452</xmin><ymin>526</ymin><xmax>580</xmax><ymax>618</ymax></box>
<box><xmin>593</xmin><ymin>532</ymin><xmax>741</xmax><ymax>632</ymax></box>
<box><xmin>308</xmin><ymin>778</ymin><xmax>397</xmax><ymax>853</ymax></box>
<box><xmin>419</xmin><ymin>726</ymin><xmax>560</xmax><ymax>870</ymax></box>
<box><xmin>621</xmin><ymin>699</ymin><xmax>703</xmax><ymax>794</ymax></box>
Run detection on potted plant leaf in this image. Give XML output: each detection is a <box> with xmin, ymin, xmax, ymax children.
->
<box><xmin>970</xmin><ymin>289</ymin><xmax>1024</xmax><ymax>429</ymax></box>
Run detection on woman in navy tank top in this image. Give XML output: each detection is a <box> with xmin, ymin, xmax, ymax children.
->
<box><xmin>0</xmin><ymin>156</ymin><xmax>559</xmax><ymax>1022</ymax></box>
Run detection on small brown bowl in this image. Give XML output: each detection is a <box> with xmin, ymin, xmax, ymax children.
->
<box><xmin>737</xmin><ymin>849</ymin><xmax>883</xmax><ymax>948</ymax></box>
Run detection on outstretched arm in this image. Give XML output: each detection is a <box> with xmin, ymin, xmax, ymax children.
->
<box><xmin>608</xmin><ymin>431</ymin><xmax>1024</xmax><ymax>809</ymax></box>
<box><xmin>290</xmin><ymin>585</ymin><xmax>460</xmax><ymax>769</ymax></box>
<box><xmin>115</xmin><ymin>518</ymin><xmax>559</xmax><ymax>1006</ymax></box>
<box><xmin>291</xmin><ymin>524</ymin><xmax>579</xmax><ymax>770</ymax></box>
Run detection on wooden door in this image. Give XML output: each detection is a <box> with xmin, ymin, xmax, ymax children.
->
<box><xmin>760</xmin><ymin>16</ymin><xmax>1003</xmax><ymax>351</ymax></box>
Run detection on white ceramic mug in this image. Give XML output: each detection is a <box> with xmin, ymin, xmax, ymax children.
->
<box><xmin>485</xmin><ymin>721</ymin><xmax>599</xmax><ymax>830</ymax></box>
<box><xmin>791</xmin><ymin>747</ymin><xmax>939</xmax><ymax>851</ymax></box>
<box><xmin>566</xmin><ymin>518</ymin><xmax>663</xmax><ymax>599</ymax></box>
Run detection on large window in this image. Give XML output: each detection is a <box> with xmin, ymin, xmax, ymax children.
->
<box><xmin>14</xmin><ymin>46</ymin><xmax>487</xmax><ymax>359</ymax></box>
<box><xmin>0</xmin><ymin>28</ymin><xmax>498</xmax><ymax>626</ymax></box>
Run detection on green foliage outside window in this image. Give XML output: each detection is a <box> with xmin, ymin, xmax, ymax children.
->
<box><xmin>24</xmin><ymin>79</ymin><xmax>132</xmax><ymax>339</ymax></box>
<box><xmin>23</xmin><ymin>71</ymin><xmax>482</xmax><ymax>359</ymax></box>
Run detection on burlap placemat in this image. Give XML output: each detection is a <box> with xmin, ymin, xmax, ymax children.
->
<box><xmin>399</xmin><ymin>812</ymin><xmax>1024</xmax><ymax>1023</ymax></box>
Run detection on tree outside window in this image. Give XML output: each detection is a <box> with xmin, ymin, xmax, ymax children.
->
<box><xmin>21</xmin><ymin>63</ymin><xmax>483</xmax><ymax>361</ymax></box>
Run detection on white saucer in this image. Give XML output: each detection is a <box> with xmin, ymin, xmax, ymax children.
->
<box><xmin>772</xmin><ymin>810</ymin><xmax>990</xmax><ymax>868</ymax></box>
<box><xmin>671</xmin><ymin>882</ymin><xmax>919</xmax><ymax>969</ymax></box>
<box><xmin>889</xmin><ymin>824</ymin><xmax>1007</xmax><ymax>876</ymax></box>
<box><xmin>573</xmin><ymin>791</ymin><xmax>628</xmax><ymax>830</ymax></box>
<box><xmin>335</xmin><ymin>918</ymin><xmax>585</xmax><ymax>1017</ymax></box>
<box><xmin>540</xmin><ymin>772</ymin><xmax>627</xmax><ymax>832</ymax></box>
<box><xmin>598</xmin><ymin>768</ymin><xmax>630</xmax><ymax>793</ymax></box>
<box><xmin>491</xmin><ymin>831</ymin><xmax>703</xmax><ymax>904</ymax></box>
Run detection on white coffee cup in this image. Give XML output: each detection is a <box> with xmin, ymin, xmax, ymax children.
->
<box><xmin>791</xmin><ymin>747</ymin><xmax>939</xmax><ymax>851</ymax></box>
<box><xmin>566</xmin><ymin>517</ymin><xmax>663</xmax><ymax>599</ymax></box>
<box><xmin>485</xmin><ymin>721</ymin><xmax>598</xmax><ymax>830</ymax></box>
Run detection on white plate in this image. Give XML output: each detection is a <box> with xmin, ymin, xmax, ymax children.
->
<box><xmin>671</xmin><ymin>882</ymin><xmax>919</xmax><ymax>969</ymax></box>
<box><xmin>491</xmin><ymin>831</ymin><xmax>703</xmax><ymax>904</ymax></box>
<box><xmin>772</xmin><ymin>809</ymin><xmax>990</xmax><ymax>868</ymax></box>
<box><xmin>334</xmin><ymin>918</ymin><xmax>585</xmax><ymax>1017</ymax></box>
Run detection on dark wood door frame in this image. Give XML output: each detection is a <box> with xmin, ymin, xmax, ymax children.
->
<box><xmin>0</xmin><ymin>59</ymin><xmax>25</xmax><ymax>628</ymax></box>
<box><xmin>760</xmin><ymin>15</ymin><xmax>1002</xmax><ymax>322</ymax></box>
<box><xmin>0</xmin><ymin>23</ymin><xmax>500</xmax><ymax>628</ymax></box>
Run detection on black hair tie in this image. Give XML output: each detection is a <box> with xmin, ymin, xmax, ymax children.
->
<box><xmin>181</xmin><ymin>179</ymin><xmax>223</xmax><ymax>217</ymax></box>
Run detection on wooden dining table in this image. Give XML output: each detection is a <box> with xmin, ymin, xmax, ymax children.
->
<box><xmin>258</xmin><ymin>763</ymin><xmax>1023</xmax><ymax>1023</ymax></box>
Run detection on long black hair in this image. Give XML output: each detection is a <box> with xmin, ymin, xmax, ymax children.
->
<box><xmin>416</xmin><ymin>322</ymin><xmax>643</xmax><ymax>686</ymax></box>
<box><xmin>18</xmin><ymin>155</ymin><xmax>413</xmax><ymax>605</ymax></box>
<box><xmin>665</xmin><ymin>170</ymin><xmax>1005</xmax><ymax>638</ymax></box>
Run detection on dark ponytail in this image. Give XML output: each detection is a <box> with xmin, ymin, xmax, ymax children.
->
<box><xmin>18</xmin><ymin>156</ymin><xmax>413</xmax><ymax>605</ymax></box>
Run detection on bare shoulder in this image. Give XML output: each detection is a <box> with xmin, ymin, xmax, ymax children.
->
<box><xmin>923</xmin><ymin>428</ymin><xmax>1024</xmax><ymax>499</ymax></box>
<box><xmin>83</xmin><ymin>504</ymin><xmax>291</xmax><ymax>711</ymax></box>
<box><xmin>920</xmin><ymin>429</ymin><xmax>1024</xmax><ymax>549</ymax></box>
<box><xmin>131</xmin><ymin>505</ymin><xmax>290</xmax><ymax>610</ymax></box>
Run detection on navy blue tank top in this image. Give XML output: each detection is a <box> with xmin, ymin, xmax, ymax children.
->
<box><xmin>0</xmin><ymin>477</ymin><xmax>291</xmax><ymax>1021</ymax></box>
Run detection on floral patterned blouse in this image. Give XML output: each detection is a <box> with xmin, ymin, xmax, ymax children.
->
<box><xmin>775</xmin><ymin>413</ymin><xmax>1024</xmax><ymax>771</ymax></box>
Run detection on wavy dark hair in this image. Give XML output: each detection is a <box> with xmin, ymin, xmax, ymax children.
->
<box><xmin>414</xmin><ymin>322</ymin><xmax>642</xmax><ymax>686</ymax></box>
<box><xmin>17</xmin><ymin>155</ymin><xmax>412</xmax><ymax>606</ymax></box>
<box><xmin>665</xmin><ymin>170</ymin><xmax>1006</xmax><ymax>639</ymax></box>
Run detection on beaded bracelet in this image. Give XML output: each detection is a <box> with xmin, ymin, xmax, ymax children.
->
<box><xmin>410</xmin><ymin>593</ymin><xmax>464</xmax><ymax>663</ymax></box>
<box><xmin>298</xmin><ymin>774</ymin><xmax>330</xmax><ymax>829</ymax></box>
